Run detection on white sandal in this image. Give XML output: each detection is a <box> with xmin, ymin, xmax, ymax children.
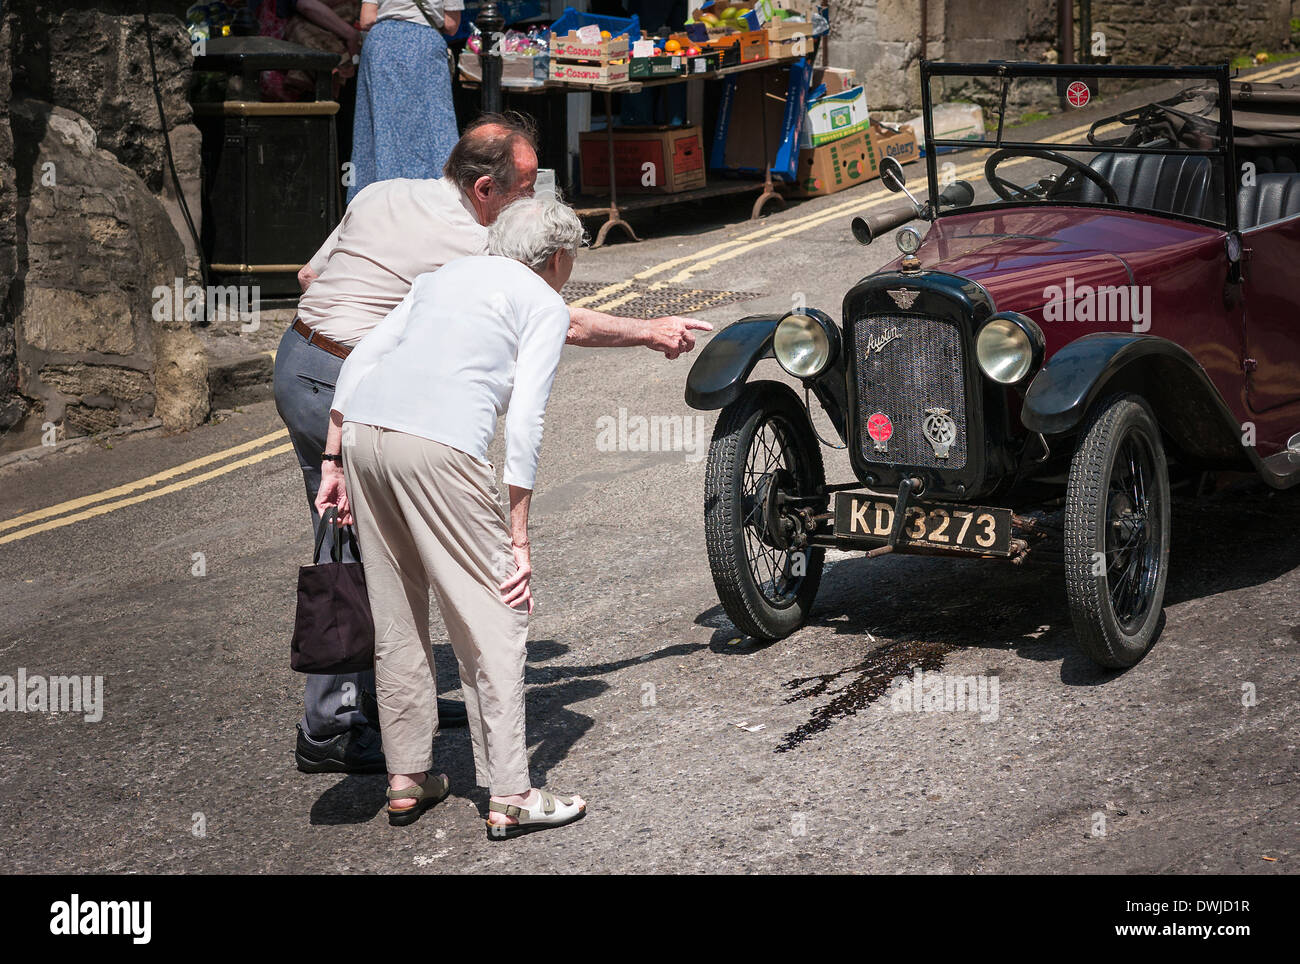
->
<box><xmin>486</xmin><ymin>789</ymin><xmax>586</xmax><ymax>840</ymax></box>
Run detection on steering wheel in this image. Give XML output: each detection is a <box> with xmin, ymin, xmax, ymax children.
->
<box><xmin>984</xmin><ymin>147</ymin><xmax>1119</xmax><ymax>204</ymax></box>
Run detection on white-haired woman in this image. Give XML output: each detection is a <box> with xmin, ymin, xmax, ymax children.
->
<box><xmin>316</xmin><ymin>196</ymin><xmax>586</xmax><ymax>838</ymax></box>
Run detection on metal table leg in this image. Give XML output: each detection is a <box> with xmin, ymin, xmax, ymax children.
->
<box><xmin>593</xmin><ymin>88</ymin><xmax>638</xmax><ymax>247</ymax></box>
<box><xmin>751</xmin><ymin>69</ymin><xmax>787</xmax><ymax>219</ymax></box>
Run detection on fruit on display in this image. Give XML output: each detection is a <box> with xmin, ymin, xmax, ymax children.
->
<box><xmin>664</xmin><ymin>38</ymin><xmax>681</xmax><ymax>52</ymax></box>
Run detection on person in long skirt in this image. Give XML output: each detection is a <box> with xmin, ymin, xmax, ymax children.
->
<box><xmin>349</xmin><ymin>0</ymin><xmax>463</xmax><ymax>203</ymax></box>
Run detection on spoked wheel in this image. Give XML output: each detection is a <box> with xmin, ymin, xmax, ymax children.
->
<box><xmin>704</xmin><ymin>381</ymin><xmax>826</xmax><ymax>641</ymax></box>
<box><xmin>1064</xmin><ymin>395</ymin><xmax>1171</xmax><ymax>668</ymax></box>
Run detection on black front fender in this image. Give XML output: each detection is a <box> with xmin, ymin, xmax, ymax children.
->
<box><xmin>684</xmin><ymin>315</ymin><xmax>781</xmax><ymax>411</ymax></box>
<box><xmin>1022</xmin><ymin>332</ymin><xmax>1251</xmax><ymax>467</ymax></box>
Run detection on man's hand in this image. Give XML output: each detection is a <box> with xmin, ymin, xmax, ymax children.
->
<box><xmin>315</xmin><ymin>461</ymin><xmax>353</xmax><ymax>526</ymax></box>
<box><xmin>298</xmin><ymin>264</ymin><xmax>319</xmax><ymax>293</ymax></box>
<box><xmin>565</xmin><ymin>305</ymin><xmax>711</xmax><ymax>355</ymax></box>
<box><xmin>644</xmin><ymin>315</ymin><xmax>713</xmax><ymax>360</ymax></box>
<box><xmin>359</xmin><ymin>1</ymin><xmax>378</xmax><ymax>30</ymax></box>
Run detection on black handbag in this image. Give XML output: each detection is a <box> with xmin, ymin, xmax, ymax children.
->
<box><xmin>290</xmin><ymin>507</ymin><xmax>376</xmax><ymax>674</ymax></box>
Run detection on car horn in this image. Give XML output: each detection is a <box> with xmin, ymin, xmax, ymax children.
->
<box><xmin>852</xmin><ymin>156</ymin><xmax>975</xmax><ymax>246</ymax></box>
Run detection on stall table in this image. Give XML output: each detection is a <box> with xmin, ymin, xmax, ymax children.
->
<box><xmin>464</xmin><ymin>54</ymin><xmax>811</xmax><ymax>246</ymax></box>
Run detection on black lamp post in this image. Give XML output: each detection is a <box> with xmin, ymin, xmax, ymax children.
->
<box><xmin>479</xmin><ymin>1</ymin><xmax>505</xmax><ymax>114</ymax></box>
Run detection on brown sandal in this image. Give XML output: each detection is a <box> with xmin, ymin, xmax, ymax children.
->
<box><xmin>386</xmin><ymin>773</ymin><xmax>450</xmax><ymax>826</ymax></box>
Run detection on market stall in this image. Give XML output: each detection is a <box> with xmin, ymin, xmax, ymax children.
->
<box><xmin>457</xmin><ymin>2</ymin><xmax>891</xmax><ymax>245</ymax></box>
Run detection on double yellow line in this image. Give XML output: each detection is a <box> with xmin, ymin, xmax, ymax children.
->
<box><xmin>6</xmin><ymin>60</ymin><xmax>1299</xmax><ymax>546</ymax></box>
<box><xmin>0</xmin><ymin>430</ymin><xmax>292</xmax><ymax>546</ymax></box>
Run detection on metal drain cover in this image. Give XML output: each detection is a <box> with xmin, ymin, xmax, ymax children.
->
<box><xmin>560</xmin><ymin>280</ymin><xmax>760</xmax><ymax>320</ymax></box>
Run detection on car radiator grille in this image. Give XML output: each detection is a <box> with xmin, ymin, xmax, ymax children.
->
<box><xmin>853</xmin><ymin>313</ymin><xmax>968</xmax><ymax>469</ymax></box>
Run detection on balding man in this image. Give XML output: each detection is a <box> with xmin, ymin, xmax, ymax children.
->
<box><xmin>277</xmin><ymin>113</ymin><xmax>710</xmax><ymax>775</ymax></box>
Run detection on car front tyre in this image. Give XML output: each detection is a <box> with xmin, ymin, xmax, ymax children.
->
<box><xmin>704</xmin><ymin>381</ymin><xmax>826</xmax><ymax>642</ymax></box>
<box><xmin>1064</xmin><ymin>394</ymin><xmax>1171</xmax><ymax>668</ymax></box>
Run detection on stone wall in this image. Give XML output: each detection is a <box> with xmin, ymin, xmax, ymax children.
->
<box><xmin>1089</xmin><ymin>1</ymin><xmax>1293</xmax><ymax>66</ymax></box>
<box><xmin>0</xmin><ymin>18</ymin><xmax>21</xmax><ymax>438</ymax></box>
<box><xmin>828</xmin><ymin>0</ymin><xmax>1298</xmax><ymax>117</ymax></box>
<box><xmin>1</xmin><ymin>2</ymin><xmax>207</xmax><ymax>452</ymax></box>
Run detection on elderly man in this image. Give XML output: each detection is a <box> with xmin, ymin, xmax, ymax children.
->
<box><xmin>277</xmin><ymin>112</ymin><xmax>709</xmax><ymax>775</ymax></box>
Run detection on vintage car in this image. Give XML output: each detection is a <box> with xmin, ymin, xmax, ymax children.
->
<box><xmin>685</xmin><ymin>62</ymin><xmax>1300</xmax><ymax>668</ymax></box>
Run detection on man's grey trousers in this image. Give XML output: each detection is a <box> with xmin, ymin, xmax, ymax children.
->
<box><xmin>273</xmin><ymin>324</ymin><xmax>374</xmax><ymax>741</ymax></box>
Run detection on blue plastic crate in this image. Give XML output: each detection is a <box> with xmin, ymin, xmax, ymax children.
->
<box><xmin>550</xmin><ymin>6</ymin><xmax>640</xmax><ymax>41</ymax></box>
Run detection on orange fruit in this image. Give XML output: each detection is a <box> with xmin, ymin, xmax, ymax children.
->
<box><xmin>664</xmin><ymin>39</ymin><xmax>681</xmax><ymax>53</ymax></box>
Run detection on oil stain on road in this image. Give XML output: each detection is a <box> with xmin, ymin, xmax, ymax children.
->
<box><xmin>777</xmin><ymin>637</ymin><xmax>953</xmax><ymax>753</ymax></box>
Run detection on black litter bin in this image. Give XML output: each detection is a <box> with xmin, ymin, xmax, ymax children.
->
<box><xmin>193</xmin><ymin>37</ymin><xmax>343</xmax><ymax>301</ymax></box>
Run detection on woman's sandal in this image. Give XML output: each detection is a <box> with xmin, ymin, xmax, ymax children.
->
<box><xmin>386</xmin><ymin>773</ymin><xmax>451</xmax><ymax>827</ymax></box>
<box><xmin>485</xmin><ymin>789</ymin><xmax>586</xmax><ymax>840</ymax></box>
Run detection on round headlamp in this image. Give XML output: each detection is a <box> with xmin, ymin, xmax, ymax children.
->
<box><xmin>976</xmin><ymin>312</ymin><xmax>1045</xmax><ymax>385</ymax></box>
<box><xmin>774</xmin><ymin>310</ymin><xmax>838</xmax><ymax>379</ymax></box>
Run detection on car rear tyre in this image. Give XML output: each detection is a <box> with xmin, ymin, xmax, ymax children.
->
<box><xmin>704</xmin><ymin>381</ymin><xmax>826</xmax><ymax>641</ymax></box>
<box><xmin>1064</xmin><ymin>394</ymin><xmax>1171</xmax><ymax>668</ymax></box>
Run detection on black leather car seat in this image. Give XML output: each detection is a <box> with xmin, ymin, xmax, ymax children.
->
<box><xmin>1070</xmin><ymin>152</ymin><xmax>1211</xmax><ymax>219</ymax></box>
<box><xmin>1237</xmin><ymin>173</ymin><xmax>1300</xmax><ymax>228</ymax></box>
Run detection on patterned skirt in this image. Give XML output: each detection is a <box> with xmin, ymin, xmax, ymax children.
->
<box><xmin>348</xmin><ymin>18</ymin><xmax>459</xmax><ymax>204</ymax></box>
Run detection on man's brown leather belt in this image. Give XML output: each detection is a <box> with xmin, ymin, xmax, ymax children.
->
<box><xmin>293</xmin><ymin>317</ymin><xmax>352</xmax><ymax>359</ymax></box>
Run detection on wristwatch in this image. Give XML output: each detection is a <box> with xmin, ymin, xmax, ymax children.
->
<box><xmin>322</xmin><ymin>452</ymin><xmax>343</xmax><ymax>463</ymax></box>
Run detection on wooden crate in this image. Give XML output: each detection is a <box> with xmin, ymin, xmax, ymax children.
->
<box><xmin>548</xmin><ymin>58</ymin><xmax>631</xmax><ymax>85</ymax></box>
<box><xmin>550</xmin><ymin>30</ymin><xmax>630</xmax><ymax>61</ymax></box>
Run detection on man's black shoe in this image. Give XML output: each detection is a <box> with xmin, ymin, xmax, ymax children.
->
<box><xmin>295</xmin><ymin>723</ymin><xmax>386</xmax><ymax>774</ymax></box>
<box><xmin>361</xmin><ymin>691</ymin><xmax>469</xmax><ymax>729</ymax></box>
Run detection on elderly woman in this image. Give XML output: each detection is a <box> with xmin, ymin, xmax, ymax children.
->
<box><xmin>315</xmin><ymin>196</ymin><xmax>586</xmax><ymax>838</ymax></box>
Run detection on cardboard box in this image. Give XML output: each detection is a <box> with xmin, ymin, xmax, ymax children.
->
<box><xmin>790</xmin><ymin>122</ymin><xmax>918</xmax><ymax>196</ymax></box>
<box><xmin>459</xmin><ymin>51</ymin><xmax>548</xmax><ymax>85</ymax></box>
<box><xmin>870</xmin><ymin>121</ymin><xmax>919</xmax><ymax>170</ymax></box>
<box><xmin>709</xmin><ymin>60</ymin><xmax>813</xmax><ymax>181</ymax></box>
<box><xmin>813</xmin><ymin>65</ymin><xmax>857</xmax><ymax>95</ymax></box>
<box><xmin>706</xmin><ymin>29</ymin><xmax>769</xmax><ymax>63</ymax></box>
<box><xmin>549</xmin><ymin>58</ymin><xmax>631</xmax><ymax>85</ymax></box>
<box><xmin>800</xmin><ymin>84</ymin><xmax>869</xmax><ymax>148</ymax></box>
<box><xmin>629</xmin><ymin>55</ymin><xmax>687</xmax><ymax>79</ymax></box>
<box><xmin>580</xmin><ymin>125</ymin><xmax>707</xmax><ymax>195</ymax></box>
<box><xmin>551</xmin><ymin>32</ymin><xmax>630</xmax><ymax>61</ymax></box>
<box><xmin>685</xmin><ymin>51</ymin><xmax>722</xmax><ymax>74</ymax></box>
<box><xmin>769</xmin><ymin>36</ymin><xmax>814</xmax><ymax>59</ymax></box>
<box><xmin>765</xmin><ymin>18</ymin><xmax>815</xmax><ymax>41</ymax></box>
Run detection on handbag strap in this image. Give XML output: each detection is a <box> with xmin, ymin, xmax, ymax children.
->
<box><xmin>313</xmin><ymin>506</ymin><xmax>339</xmax><ymax>562</ymax></box>
<box><xmin>410</xmin><ymin>0</ymin><xmax>442</xmax><ymax>30</ymax></box>
<box><xmin>313</xmin><ymin>507</ymin><xmax>362</xmax><ymax>563</ymax></box>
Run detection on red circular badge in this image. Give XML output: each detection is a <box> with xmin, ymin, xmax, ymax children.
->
<box><xmin>1066</xmin><ymin>81</ymin><xmax>1091</xmax><ymax>108</ymax></box>
<box><xmin>867</xmin><ymin>412</ymin><xmax>894</xmax><ymax>442</ymax></box>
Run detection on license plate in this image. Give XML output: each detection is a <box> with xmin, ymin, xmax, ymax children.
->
<box><xmin>833</xmin><ymin>492</ymin><xmax>1013</xmax><ymax>555</ymax></box>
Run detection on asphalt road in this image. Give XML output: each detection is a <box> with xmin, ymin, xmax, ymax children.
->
<box><xmin>2</xmin><ymin>64</ymin><xmax>1299</xmax><ymax>874</ymax></box>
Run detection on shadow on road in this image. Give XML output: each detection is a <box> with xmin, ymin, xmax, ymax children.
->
<box><xmin>692</xmin><ymin>481</ymin><xmax>1300</xmax><ymax>753</ymax></box>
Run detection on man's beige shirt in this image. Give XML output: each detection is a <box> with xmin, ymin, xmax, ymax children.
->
<box><xmin>298</xmin><ymin>177</ymin><xmax>488</xmax><ymax>347</ymax></box>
